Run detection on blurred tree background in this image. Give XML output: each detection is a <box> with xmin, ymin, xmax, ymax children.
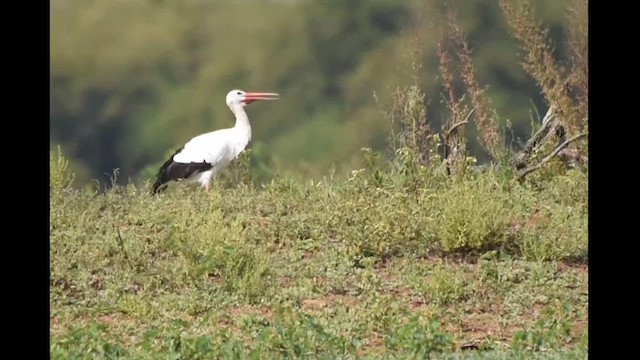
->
<box><xmin>50</xmin><ymin>0</ymin><xmax>573</xmax><ymax>188</ymax></box>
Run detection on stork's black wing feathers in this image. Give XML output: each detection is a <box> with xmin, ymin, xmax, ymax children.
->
<box><xmin>151</xmin><ymin>146</ymin><xmax>213</xmax><ymax>194</ymax></box>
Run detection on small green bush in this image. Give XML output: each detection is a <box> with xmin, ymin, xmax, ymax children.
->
<box><xmin>426</xmin><ymin>174</ymin><xmax>516</xmax><ymax>253</ymax></box>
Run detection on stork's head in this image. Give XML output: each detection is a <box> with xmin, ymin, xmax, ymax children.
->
<box><xmin>226</xmin><ymin>89</ymin><xmax>279</xmax><ymax>108</ymax></box>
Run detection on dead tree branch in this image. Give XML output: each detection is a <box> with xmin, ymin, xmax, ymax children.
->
<box><xmin>515</xmin><ymin>106</ymin><xmax>560</xmax><ymax>170</ymax></box>
<box><xmin>517</xmin><ymin>132</ymin><xmax>587</xmax><ymax>181</ymax></box>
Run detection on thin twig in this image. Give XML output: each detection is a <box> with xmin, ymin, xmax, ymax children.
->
<box><xmin>443</xmin><ymin>107</ymin><xmax>476</xmax><ymax>176</ymax></box>
<box><xmin>445</xmin><ymin>107</ymin><xmax>477</xmax><ymax>141</ymax></box>
<box><xmin>446</xmin><ymin>121</ymin><xmax>468</xmax><ymax>139</ymax></box>
<box><xmin>463</xmin><ymin>105</ymin><xmax>477</xmax><ymax>124</ymax></box>
<box><xmin>517</xmin><ymin>132</ymin><xmax>587</xmax><ymax>181</ymax></box>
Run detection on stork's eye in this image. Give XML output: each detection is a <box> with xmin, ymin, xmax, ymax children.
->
<box><xmin>237</xmin><ymin>91</ymin><xmax>242</xmax><ymax>95</ymax></box>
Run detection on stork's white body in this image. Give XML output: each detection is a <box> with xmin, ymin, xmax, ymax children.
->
<box><xmin>152</xmin><ymin>89</ymin><xmax>278</xmax><ymax>194</ymax></box>
<box><xmin>174</xmin><ymin>118</ymin><xmax>251</xmax><ymax>188</ymax></box>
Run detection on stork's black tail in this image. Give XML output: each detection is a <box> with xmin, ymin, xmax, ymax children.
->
<box><xmin>150</xmin><ymin>147</ymin><xmax>183</xmax><ymax>195</ymax></box>
<box><xmin>150</xmin><ymin>146</ymin><xmax>213</xmax><ymax>195</ymax></box>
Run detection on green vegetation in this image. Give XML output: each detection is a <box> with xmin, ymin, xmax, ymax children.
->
<box><xmin>50</xmin><ymin>146</ymin><xmax>587</xmax><ymax>358</ymax></box>
<box><xmin>51</xmin><ymin>0</ymin><xmax>588</xmax><ymax>358</ymax></box>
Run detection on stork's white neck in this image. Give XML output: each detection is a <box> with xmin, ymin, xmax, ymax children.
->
<box><xmin>230</xmin><ymin>102</ymin><xmax>252</xmax><ymax>144</ymax></box>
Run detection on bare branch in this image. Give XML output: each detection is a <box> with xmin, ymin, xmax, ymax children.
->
<box><xmin>444</xmin><ymin>107</ymin><xmax>476</xmax><ymax>148</ymax></box>
<box><xmin>446</xmin><ymin>120</ymin><xmax>469</xmax><ymax>138</ymax></box>
<box><xmin>442</xmin><ymin>107</ymin><xmax>476</xmax><ymax>176</ymax></box>
<box><xmin>528</xmin><ymin>107</ymin><xmax>558</xmax><ymax>151</ymax></box>
<box><xmin>541</xmin><ymin>105</ymin><xmax>556</xmax><ymax>127</ymax></box>
<box><xmin>517</xmin><ymin>132</ymin><xmax>587</xmax><ymax>181</ymax></box>
<box><xmin>515</xmin><ymin>106</ymin><xmax>559</xmax><ymax>170</ymax></box>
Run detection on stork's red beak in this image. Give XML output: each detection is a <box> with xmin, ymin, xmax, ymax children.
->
<box><xmin>244</xmin><ymin>92</ymin><xmax>279</xmax><ymax>104</ymax></box>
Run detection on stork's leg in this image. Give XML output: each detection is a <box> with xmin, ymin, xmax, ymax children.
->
<box><xmin>199</xmin><ymin>170</ymin><xmax>214</xmax><ymax>194</ymax></box>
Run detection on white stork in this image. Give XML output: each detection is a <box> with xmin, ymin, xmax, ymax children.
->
<box><xmin>152</xmin><ymin>89</ymin><xmax>279</xmax><ymax>194</ymax></box>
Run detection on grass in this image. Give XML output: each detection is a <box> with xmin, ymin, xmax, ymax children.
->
<box><xmin>50</xmin><ymin>147</ymin><xmax>588</xmax><ymax>359</ymax></box>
